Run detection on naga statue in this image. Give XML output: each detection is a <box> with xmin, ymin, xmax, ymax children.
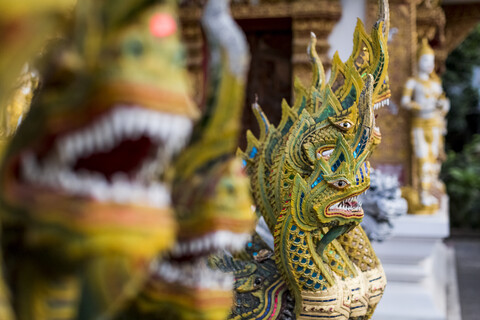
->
<box><xmin>401</xmin><ymin>38</ymin><xmax>450</xmax><ymax>214</ymax></box>
<box><xmin>213</xmin><ymin>0</ymin><xmax>391</xmax><ymax>319</ymax></box>
<box><xmin>0</xmin><ymin>0</ymin><xmax>255</xmax><ymax>319</ymax></box>
<box><xmin>0</xmin><ymin>0</ymin><xmax>394</xmax><ymax>319</ymax></box>
<box><xmin>0</xmin><ymin>0</ymin><xmax>201</xmax><ymax>318</ymax></box>
<box><xmin>117</xmin><ymin>0</ymin><xmax>256</xmax><ymax>319</ymax></box>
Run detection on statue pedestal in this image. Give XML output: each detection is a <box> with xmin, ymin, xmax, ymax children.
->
<box><xmin>371</xmin><ymin>196</ymin><xmax>460</xmax><ymax>320</ymax></box>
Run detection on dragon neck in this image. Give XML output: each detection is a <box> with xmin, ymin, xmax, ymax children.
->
<box><xmin>336</xmin><ymin>225</ymin><xmax>380</xmax><ymax>272</ymax></box>
<box><xmin>268</xmin><ymin>165</ymin><xmax>358</xmax><ymax>316</ymax></box>
<box><xmin>247</xmin><ymin>140</ymin><xmax>285</xmax><ymax>233</ymax></box>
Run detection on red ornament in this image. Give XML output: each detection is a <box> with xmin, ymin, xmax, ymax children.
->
<box><xmin>149</xmin><ymin>13</ymin><xmax>177</xmax><ymax>38</ymax></box>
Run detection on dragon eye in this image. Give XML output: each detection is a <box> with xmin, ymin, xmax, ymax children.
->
<box><xmin>331</xmin><ymin>179</ymin><xmax>349</xmax><ymax>189</ymax></box>
<box><xmin>340</xmin><ymin>121</ymin><xmax>352</xmax><ymax>129</ymax></box>
<box><xmin>124</xmin><ymin>38</ymin><xmax>144</xmax><ymax>57</ymax></box>
<box><xmin>334</xmin><ymin>120</ymin><xmax>354</xmax><ymax>131</ymax></box>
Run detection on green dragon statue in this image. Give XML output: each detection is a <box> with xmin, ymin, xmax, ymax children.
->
<box><xmin>116</xmin><ymin>0</ymin><xmax>256</xmax><ymax>319</ymax></box>
<box><xmin>0</xmin><ymin>0</ymin><xmax>203</xmax><ymax>319</ymax></box>
<box><xmin>0</xmin><ymin>0</ymin><xmax>255</xmax><ymax>319</ymax></box>
<box><xmin>216</xmin><ymin>0</ymin><xmax>392</xmax><ymax>319</ymax></box>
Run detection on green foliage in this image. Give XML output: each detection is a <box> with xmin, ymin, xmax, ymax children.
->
<box><xmin>441</xmin><ymin>135</ymin><xmax>480</xmax><ymax>229</ymax></box>
<box><xmin>442</xmin><ymin>24</ymin><xmax>480</xmax><ymax>152</ymax></box>
<box><xmin>441</xmin><ymin>23</ymin><xmax>480</xmax><ymax>228</ymax></box>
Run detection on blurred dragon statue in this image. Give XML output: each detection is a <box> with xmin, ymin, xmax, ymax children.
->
<box><xmin>116</xmin><ymin>0</ymin><xmax>255</xmax><ymax>319</ymax></box>
<box><xmin>1</xmin><ymin>0</ymin><xmax>196</xmax><ymax>317</ymax></box>
<box><xmin>0</xmin><ymin>0</ymin><xmax>255</xmax><ymax>319</ymax></box>
<box><xmin>212</xmin><ymin>0</ymin><xmax>392</xmax><ymax>319</ymax></box>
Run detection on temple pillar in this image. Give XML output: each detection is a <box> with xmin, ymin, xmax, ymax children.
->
<box><xmin>366</xmin><ymin>0</ymin><xmax>417</xmax><ymax>186</ymax></box>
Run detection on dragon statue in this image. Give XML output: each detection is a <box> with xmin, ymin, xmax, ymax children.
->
<box><xmin>116</xmin><ymin>0</ymin><xmax>255</xmax><ymax>319</ymax></box>
<box><xmin>0</xmin><ymin>0</ymin><xmax>394</xmax><ymax>319</ymax></box>
<box><xmin>0</xmin><ymin>0</ymin><xmax>255</xmax><ymax>319</ymax></box>
<box><xmin>212</xmin><ymin>0</ymin><xmax>392</xmax><ymax>319</ymax></box>
<box><xmin>0</xmin><ymin>0</ymin><xmax>205</xmax><ymax>319</ymax></box>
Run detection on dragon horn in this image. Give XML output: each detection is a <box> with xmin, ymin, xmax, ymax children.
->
<box><xmin>307</xmin><ymin>32</ymin><xmax>326</xmax><ymax>91</ymax></box>
<box><xmin>175</xmin><ymin>0</ymin><xmax>250</xmax><ymax>178</ymax></box>
<box><xmin>351</xmin><ymin>74</ymin><xmax>374</xmax><ymax>160</ymax></box>
<box><xmin>193</xmin><ymin>0</ymin><xmax>249</xmax><ymax>151</ymax></box>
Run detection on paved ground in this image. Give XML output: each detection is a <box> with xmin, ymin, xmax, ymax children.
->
<box><xmin>447</xmin><ymin>235</ymin><xmax>480</xmax><ymax>320</ymax></box>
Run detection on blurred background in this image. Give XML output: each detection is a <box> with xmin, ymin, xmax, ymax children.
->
<box><xmin>179</xmin><ymin>0</ymin><xmax>480</xmax><ymax>319</ymax></box>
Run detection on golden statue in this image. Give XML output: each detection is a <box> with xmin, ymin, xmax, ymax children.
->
<box><xmin>401</xmin><ymin>39</ymin><xmax>450</xmax><ymax>214</ymax></box>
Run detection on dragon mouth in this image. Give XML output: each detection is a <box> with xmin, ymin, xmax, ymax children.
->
<box><xmin>325</xmin><ymin>194</ymin><xmax>364</xmax><ymax>219</ymax></box>
<box><xmin>18</xmin><ymin>105</ymin><xmax>193</xmax><ymax>208</ymax></box>
<box><xmin>373</xmin><ymin>98</ymin><xmax>389</xmax><ymax>111</ymax></box>
<box><xmin>148</xmin><ymin>231</ymin><xmax>249</xmax><ymax>293</ymax></box>
<box><xmin>316</xmin><ymin>146</ymin><xmax>334</xmax><ymax>160</ymax></box>
<box><xmin>316</xmin><ymin>188</ymin><xmax>369</xmax><ymax>256</ymax></box>
<box><xmin>170</xmin><ymin>231</ymin><xmax>251</xmax><ymax>259</ymax></box>
<box><xmin>154</xmin><ymin>230</ymin><xmax>250</xmax><ymax>290</ymax></box>
<box><xmin>151</xmin><ymin>258</ymin><xmax>233</xmax><ymax>292</ymax></box>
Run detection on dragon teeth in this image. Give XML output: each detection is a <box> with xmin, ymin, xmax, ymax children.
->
<box><xmin>151</xmin><ymin>259</ymin><xmax>233</xmax><ymax>291</ymax></box>
<box><xmin>171</xmin><ymin>231</ymin><xmax>252</xmax><ymax>257</ymax></box>
<box><xmin>20</xmin><ymin>153</ymin><xmax>171</xmax><ymax>208</ymax></box>
<box><xmin>56</xmin><ymin>105</ymin><xmax>193</xmax><ymax>165</ymax></box>
<box><xmin>19</xmin><ymin>104</ymin><xmax>194</xmax><ymax>208</ymax></box>
<box><xmin>330</xmin><ymin>195</ymin><xmax>362</xmax><ymax>211</ymax></box>
<box><xmin>373</xmin><ymin>98</ymin><xmax>390</xmax><ymax>110</ymax></box>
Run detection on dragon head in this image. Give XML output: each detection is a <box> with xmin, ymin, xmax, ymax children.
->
<box><xmin>242</xmin><ymin>23</ymin><xmax>388</xmax><ymax>242</ymax></box>
<box><xmin>1</xmin><ymin>0</ymin><xmax>197</xmax><ymax>259</ymax></box>
<box><xmin>239</xmin><ymin>4</ymin><xmax>389</xmax><ymax>317</ymax></box>
<box><xmin>0</xmin><ymin>0</ymin><xmax>198</xmax><ymax>317</ymax></box>
<box><xmin>124</xmin><ymin>1</ymin><xmax>256</xmax><ymax>319</ymax></box>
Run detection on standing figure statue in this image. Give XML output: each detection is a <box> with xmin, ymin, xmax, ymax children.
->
<box><xmin>401</xmin><ymin>38</ymin><xmax>450</xmax><ymax>214</ymax></box>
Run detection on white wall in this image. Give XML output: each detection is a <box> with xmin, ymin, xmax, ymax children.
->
<box><xmin>328</xmin><ymin>0</ymin><xmax>366</xmax><ymax>61</ymax></box>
